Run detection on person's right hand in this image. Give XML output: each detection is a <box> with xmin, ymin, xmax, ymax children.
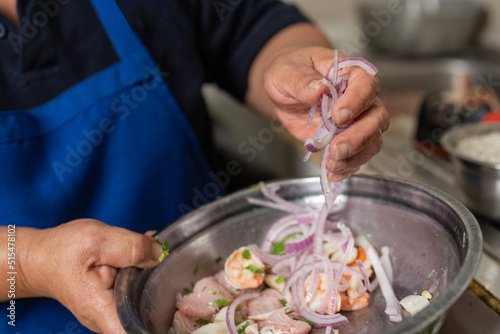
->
<box><xmin>20</xmin><ymin>219</ymin><xmax>163</xmax><ymax>333</ymax></box>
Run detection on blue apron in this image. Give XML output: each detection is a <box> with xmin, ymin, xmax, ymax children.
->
<box><xmin>0</xmin><ymin>1</ymin><xmax>221</xmax><ymax>333</ymax></box>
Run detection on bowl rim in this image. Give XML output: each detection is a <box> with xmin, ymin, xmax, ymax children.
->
<box><xmin>115</xmin><ymin>174</ymin><xmax>483</xmax><ymax>334</ymax></box>
<box><xmin>440</xmin><ymin>122</ymin><xmax>500</xmax><ymax>169</ymax></box>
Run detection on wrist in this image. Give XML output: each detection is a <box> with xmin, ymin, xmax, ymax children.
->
<box><xmin>17</xmin><ymin>227</ymin><xmax>53</xmax><ymax>299</ymax></box>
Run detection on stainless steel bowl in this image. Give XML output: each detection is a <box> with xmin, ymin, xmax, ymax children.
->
<box><xmin>358</xmin><ymin>1</ymin><xmax>485</xmax><ymax>56</ymax></box>
<box><xmin>115</xmin><ymin>175</ymin><xmax>482</xmax><ymax>334</ymax></box>
<box><xmin>441</xmin><ymin>123</ymin><xmax>500</xmax><ymax>222</ymax></box>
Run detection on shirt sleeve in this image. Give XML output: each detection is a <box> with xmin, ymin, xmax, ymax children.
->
<box><xmin>186</xmin><ymin>0</ymin><xmax>310</xmax><ymax>101</ymax></box>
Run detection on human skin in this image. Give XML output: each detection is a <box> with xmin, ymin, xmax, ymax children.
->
<box><xmin>246</xmin><ymin>23</ymin><xmax>390</xmax><ymax>182</ymax></box>
<box><xmin>0</xmin><ymin>11</ymin><xmax>389</xmax><ymax>334</ymax></box>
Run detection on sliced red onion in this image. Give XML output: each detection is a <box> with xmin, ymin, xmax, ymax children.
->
<box><xmin>259</xmin><ymin>182</ymin><xmax>307</xmax><ymax>214</ymax></box>
<box><xmin>285</xmin><ymin>232</ymin><xmax>314</xmax><ymax>254</ymax></box>
<box><xmin>247</xmin><ymin>197</ymin><xmax>299</xmax><ymax>213</ymax></box>
<box><xmin>226</xmin><ymin>292</ymin><xmax>260</xmax><ymax>334</ymax></box>
<box><xmin>313</xmin><ymin>204</ymin><xmax>330</xmax><ymax>254</ymax></box>
<box><xmin>304</xmin><ymin>131</ymin><xmax>335</xmax><ymax>153</ymax></box>
<box><xmin>366</xmin><ymin>245</ymin><xmax>402</xmax><ymax>322</ymax></box>
<box><xmin>329</xmin><ymin>50</ymin><xmax>339</xmax><ymax>84</ymax></box>
<box><xmin>272</xmin><ymin>256</ymin><xmax>297</xmax><ymax>276</ymax></box>
<box><xmin>357</xmin><ymin>259</ymin><xmax>371</xmax><ymax>292</ymax></box>
<box><xmin>320</xmin><ymin>94</ymin><xmax>336</xmax><ymax>132</ymax></box>
<box><xmin>338</xmin><ymin>58</ymin><xmax>378</xmax><ymax>76</ymax></box>
<box><xmin>381</xmin><ymin>246</ymin><xmax>394</xmax><ymax>285</ymax></box>
<box><xmin>321</xmin><ymin>78</ymin><xmax>335</xmax><ymax>96</ymax></box>
<box><xmin>292</xmin><ymin>278</ymin><xmax>348</xmax><ymax>327</ymax></box>
<box><xmin>317</xmin><ymin>253</ymin><xmax>335</xmax><ymax>314</ymax></box>
<box><xmin>307</xmin><ymin>105</ymin><xmax>317</xmax><ymax>129</ymax></box>
<box><xmin>319</xmin><ymin>148</ymin><xmax>334</xmax><ymax>208</ymax></box>
<box><xmin>303</xmin><ymin>269</ymin><xmax>320</xmax><ymax>307</ymax></box>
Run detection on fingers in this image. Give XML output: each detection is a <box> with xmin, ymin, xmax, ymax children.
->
<box><xmin>326</xmin><ymin>98</ymin><xmax>389</xmax><ymax>180</ymax></box>
<box><xmin>332</xmin><ymin>67</ymin><xmax>381</xmax><ymax>125</ymax></box>
<box><xmin>265</xmin><ymin>46</ymin><xmax>335</xmax><ymax>109</ymax></box>
<box><xmin>78</xmin><ymin>221</ymin><xmax>163</xmax><ymax>269</ymax></box>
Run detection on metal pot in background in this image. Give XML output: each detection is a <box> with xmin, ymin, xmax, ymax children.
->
<box><xmin>359</xmin><ymin>0</ymin><xmax>486</xmax><ymax>56</ymax></box>
<box><xmin>441</xmin><ymin>123</ymin><xmax>500</xmax><ymax>224</ymax></box>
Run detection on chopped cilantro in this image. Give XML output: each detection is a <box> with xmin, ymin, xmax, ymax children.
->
<box><xmin>155</xmin><ymin>237</ymin><xmax>170</xmax><ymax>263</ymax></box>
<box><xmin>264</xmin><ymin>268</ymin><xmax>272</xmax><ymax>274</ymax></box>
<box><xmin>183</xmin><ymin>288</ymin><xmax>192</xmax><ymax>294</ymax></box>
<box><xmin>215</xmin><ymin>256</ymin><xmax>223</xmax><ymax>264</ymax></box>
<box><xmin>271</xmin><ymin>241</ymin><xmax>286</xmax><ymax>255</ymax></box>
<box><xmin>463</xmin><ymin>232</ymin><xmax>466</xmax><ymax>248</ymax></box>
<box><xmin>237</xmin><ymin>321</ymin><xmax>249</xmax><ymax>334</ymax></box>
<box><xmin>293</xmin><ymin>316</ymin><xmax>315</xmax><ymax>327</ymax></box>
<box><xmin>249</xmin><ymin>183</ymin><xmax>263</xmax><ymax>189</ymax></box>
<box><xmin>244</xmin><ymin>265</ymin><xmax>263</xmax><ymax>274</ymax></box>
<box><xmin>213</xmin><ymin>299</ymin><xmax>230</xmax><ymax>307</ymax></box>
<box><xmin>275</xmin><ymin>276</ymin><xmax>286</xmax><ymax>284</ymax></box>
<box><xmin>207</xmin><ymin>289</ymin><xmax>215</xmax><ymax>295</ymax></box>
<box><xmin>242</xmin><ymin>249</ymin><xmax>251</xmax><ymax>259</ymax></box>
<box><xmin>191</xmin><ymin>281</ymin><xmax>195</xmax><ymax>288</ymax></box>
<box><xmin>279</xmin><ymin>299</ymin><xmax>287</xmax><ymax>306</ymax></box>
<box><xmin>235</xmin><ymin>304</ymin><xmax>241</xmax><ymax>311</ymax></box>
<box><xmin>193</xmin><ymin>265</ymin><xmax>200</xmax><ymax>276</ymax></box>
<box><xmin>192</xmin><ymin>318</ymin><xmax>210</xmax><ymax>327</ymax></box>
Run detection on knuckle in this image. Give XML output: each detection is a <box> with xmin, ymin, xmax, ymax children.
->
<box><xmin>130</xmin><ymin>234</ymin><xmax>150</xmax><ymax>264</ymax></box>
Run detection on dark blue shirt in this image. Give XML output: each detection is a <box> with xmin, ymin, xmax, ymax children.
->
<box><xmin>0</xmin><ymin>0</ymin><xmax>308</xmax><ymax>162</ymax></box>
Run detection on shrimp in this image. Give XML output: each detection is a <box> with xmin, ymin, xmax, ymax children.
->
<box><xmin>340</xmin><ymin>291</ymin><xmax>370</xmax><ymax>311</ymax></box>
<box><xmin>225</xmin><ymin>246</ymin><xmax>265</xmax><ymax>289</ymax></box>
<box><xmin>304</xmin><ymin>273</ymin><xmax>341</xmax><ymax>314</ymax></box>
<box><xmin>342</xmin><ymin>274</ymin><xmax>365</xmax><ymax>299</ymax></box>
<box><xmin>348</xmin><ymin>247</ymin><xmax>373</xmax><ymax>278</ymax></box>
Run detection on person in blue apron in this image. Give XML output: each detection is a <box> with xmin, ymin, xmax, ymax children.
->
<box><xmin>0</xmin><ymin>0</ymin><xmax>389</xmax><ymax>333</ymax></box>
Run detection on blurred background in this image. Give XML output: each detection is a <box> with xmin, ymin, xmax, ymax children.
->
<box><xmin>203</xmin><ymin>1</ymin><xmax>500</xmax><ymax>332</ymax></box>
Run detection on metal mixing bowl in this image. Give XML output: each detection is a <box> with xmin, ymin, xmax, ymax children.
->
<box><xmin>115</xmin><ymin>175</ymin><xmax>482</xmax><ymax>334</ymax></box>
<box><xmin>441</xmin><ymin>122</ymin><xmax>500</xmax><ymax>223</ymax></box>
<box><xmin>358</xmin><ymin>1</ymin><xmax>485</xmax><ymax>56</ymax></box>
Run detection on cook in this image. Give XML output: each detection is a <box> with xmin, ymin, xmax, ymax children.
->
<box><xmin>0</xmin><ymin>0</ymin><xmax>389</xmax><ymax>333</ymax></box>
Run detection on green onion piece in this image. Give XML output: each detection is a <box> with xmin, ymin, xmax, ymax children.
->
<box><xmin>192</xmin><ymin>318</ymin><xmax>210</xmax><ymax>327</ymax></box>
<box><xmin>271</xmin><ymin>241</ymin><xmax>286</xmax><ymax>255</ymax></box>
<box><xmin>215</xmin><ymin>256</ymin><xmax>222</xmax><ymax>264</ymax></box>
<box><xmin>275</xmin><ymin>276</ymin><xmax>285</xmax><ymax>284</ymax></box>
<box><xmin>157</xmin><ymin>239</ymin><xmax>170</xmax><ymax>263</ymax></box>
<box><xmin>244</xmin><ymin>265</ymin><xmax>263</xmax><ymax>274</ymax></box>
<box><xmin>242</xmin><ymin>249</ymin><xmax>251</xmax><ymax>259</ymax></box>
<box><xmin>213</xmin><ymin>299</ymin><xmax>230</xmax><ymax>307</ymax></box>
<box><xmin>237</xmin><ymin>321</ymin><xmax>249</xmax><ymax>334</ymax></box>
<box><xmin>279</xmin><ymin>299</ymin><xmax>287</xmax><ymax>306</ymax></box>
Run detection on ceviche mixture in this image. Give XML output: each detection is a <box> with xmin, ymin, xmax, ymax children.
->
<box><xmin>169</xmin><ymin>52</ymin><xmax>431</xmax><ymax>334</ymax></box>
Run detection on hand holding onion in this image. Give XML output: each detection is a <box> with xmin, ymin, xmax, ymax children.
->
<box><xmin>264</xmin><ymin>46</ymin><xmax>389</xmax><ymax>182</ymax></box>
<box><xmin>246</xmin><ymin>23</ymin><xmax>389</xmax><ymax>182</ymax></box>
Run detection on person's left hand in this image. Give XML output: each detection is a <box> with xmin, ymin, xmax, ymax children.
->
<box><xmin>264</xmin><ymin>46</ymin><xmax>390</xmax><ymax>182</ymax></box>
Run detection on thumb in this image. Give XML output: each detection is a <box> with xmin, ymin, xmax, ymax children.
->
<box><xmin>95</xmin><ymin>225</ymin><xmax>164</xmax><ymax>269</ymax></box>
<box><xmin>291</xmin><ymin>69</ymin><xmax>330</xmax><ymax>107</ymax></box>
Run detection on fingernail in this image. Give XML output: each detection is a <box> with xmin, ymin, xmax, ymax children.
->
<box><xmin>327</xmin><ymin>172</ymin><xmax>346</xmax><ymax>182</ymax></box>
<box><xmin>334</xmin><ymin>108</ymin><xmax>351</xmax><ymax>124</ymax></box>
<box><xmin>334</xmin><ymin>143</ymin><xmax>351</xmax><ymax>161</ymax></box>
<box><xmin>308</xmin><ymin>79</ymin><xmax>323</xmax><ymax>89</ymax></box>
<box><xmin>152</xmin><ymin>242</ymin><xmax>163</xmax><ymax>261</ymax></box>
<box><xmin>330</xmin><ymin>159</ymin><xmax>347</xmax><ymax>172</ymax></box>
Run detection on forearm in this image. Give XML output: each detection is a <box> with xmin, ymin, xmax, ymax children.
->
<box><xmin>245</xmin><ymin>22</ymin><xmax>332</xmax><ymax>118</ymax></box>
<box><xmin>0</xmin><ymin>226</ymin><xmax>43</xmax><ymax>302</ymax></box>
